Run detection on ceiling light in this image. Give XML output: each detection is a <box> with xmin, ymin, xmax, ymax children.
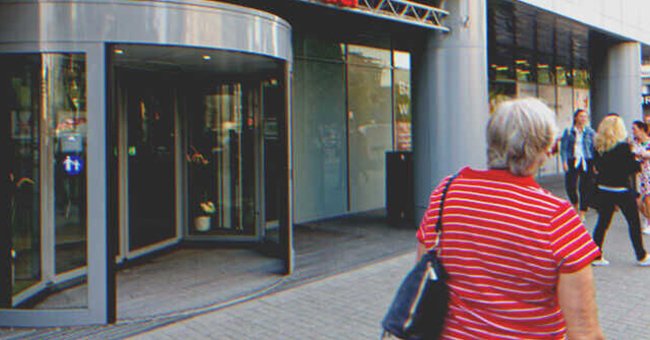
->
<box><xmin>202</xmin><ymin>55</ymin><xmax>211</xmax><ymax>61</ymax></box>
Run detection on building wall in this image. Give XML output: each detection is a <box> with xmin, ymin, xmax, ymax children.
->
<box><xmin>518</xmin><ymin>0</ymin><xmax>650</xmax><ymax>45</ymax></box>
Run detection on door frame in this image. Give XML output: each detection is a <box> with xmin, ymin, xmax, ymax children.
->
<box><xmin>0</xmin><ymin>42</ymin><xmax>111</xmax><ymax>327</ymax></box>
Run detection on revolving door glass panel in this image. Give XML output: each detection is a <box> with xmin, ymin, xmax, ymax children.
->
<box><xmin>1</xmin><ymin>53</ymin><xmax>88</xmax><ymax>310</ymax></box>
<box><xmin>126</xmin><ymin>76</ymin><xmax>176</xmax><ymax>251</ymax></box>
<box><xmin>49</xmin><ymin>54</ymin><xmax>88</xmax><ymax>276</ymax></box>
<box><xmin>1</xmin><ymin>55</ymin><xmax>41</xmax><ymax>307</ymax></box>
<box><xmin>187</xmin><ymin>83</ymin><xmax>256</xmax><ymax>236</ymax></box>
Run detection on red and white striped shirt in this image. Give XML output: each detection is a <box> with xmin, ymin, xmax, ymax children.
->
<box><xmin>417</xmin><ymin>167</ymin><xmax>600</xmax><ymax>339</ymax></box>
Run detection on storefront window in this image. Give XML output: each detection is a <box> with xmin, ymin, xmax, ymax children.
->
<box><xmin>515</xmin><ymin>56</ymin><xmax>534</xmax><ymax>83</ymax></box>
<box><xmin>536</xmin><ymin>60</ymin><xmax>554</xmax><ymax>85</ymax></box>
<box><xmin>293</xmin><ymin>58</ymin><xmax>347</xmax><ymax>223</ymax></box>
<box><xmin>347</xmin><ymin>45</ymin><xmax>392</xmax><ymax>212</ymax></box>
<box><xmin>573</xmin><ymin>69</ymin><xmax>590</xmax><ymax>88</ymax></box>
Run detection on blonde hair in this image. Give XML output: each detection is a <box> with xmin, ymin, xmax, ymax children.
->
<box><xmin>594</xmin><ymin>115</ymin><xmax>627</xmax><ymax>154</ymax></box>
<box><xmin>487</xmin><ymin>98</ymin><xmax>558</xmax><ymax>176</ymax></box>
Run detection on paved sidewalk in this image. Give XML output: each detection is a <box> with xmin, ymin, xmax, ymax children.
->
<box><xmin>133</xmin><ymin>211</ymin><xmax>650</xmax><ymax>339</ymax></box>
<box><xmin>132</xmin><ymin>253</ymin><xmax>414</xmax><ymax>340</ymax></box>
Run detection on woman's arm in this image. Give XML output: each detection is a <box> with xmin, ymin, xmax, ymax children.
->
<box><xmin>558</xmin><ymin>266</ymin><xmax>604</xmax><ymax>339</ymax></box>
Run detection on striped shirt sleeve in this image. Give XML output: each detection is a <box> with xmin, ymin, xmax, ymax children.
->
<box><xmin>548</xmin><ymin>202</ymin><xmax>601</xmax><ymax>273</ymax></box>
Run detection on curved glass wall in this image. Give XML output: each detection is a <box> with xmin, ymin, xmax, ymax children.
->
<box><xmin>187</xmin><ymin>82</ymin><xmax>257</xmax><ymax>236</ymax></box>
<box><xmin>1</xmin><ymin>55</ymin><xmax>41</xmax><ymax>305</ymax></box>
<box><xmin>0</xmin><ymin>53</ymin><xmax>88</xmax><ymax>310</ymax></box>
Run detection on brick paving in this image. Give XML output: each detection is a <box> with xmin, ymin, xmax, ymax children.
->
<box><xmin>4</xmin><ymin>175</ymin><xmax>650</xmax><ymax>339</ymax></box>
<box><xmin>131</xmin><ymin>177</ymin><xmax>650</xmax><ymax>339</ymax></box>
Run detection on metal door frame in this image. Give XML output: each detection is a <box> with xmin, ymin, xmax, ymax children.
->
<box><xmin>0</xmin><ymin>42</ymin><xmax>110</xmax><ymax>327</ymax></box>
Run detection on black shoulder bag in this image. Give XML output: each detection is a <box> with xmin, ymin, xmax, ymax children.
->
<box><xmin>381</xmin><ymin>173</ymin><xmax>457</xmax><ymax>340</ymax></box>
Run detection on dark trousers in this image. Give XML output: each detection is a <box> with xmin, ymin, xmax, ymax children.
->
<box><xmin>592</xmin><ymin>190</ymin><xmax>647</xmax><ymax>260</ymax></box>
<box><xmin>564</xmin><ymin>159</ymin><xmax>593</xmax><ymax>211</ymax></box>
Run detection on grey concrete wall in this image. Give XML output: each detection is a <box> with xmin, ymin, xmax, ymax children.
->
<box><xmin>413</xmin><ymin>0</ymin><xmax>489</xmax><ymax>221</ymax></box>
<box><xmin>591</xmin><ymin>42</ymin><xmax>642</xmax><ymax>128</ymax></box>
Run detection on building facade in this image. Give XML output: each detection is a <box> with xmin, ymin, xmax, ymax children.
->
<box><xmin>0</xmin><ymin>0</ymin><xmax>649</xmax><ymax>326</ymax></box>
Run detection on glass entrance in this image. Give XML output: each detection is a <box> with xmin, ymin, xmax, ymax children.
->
<box><xmin>122</xmin><ymin>72</ymin><xmax>177</xmax><ymax>253</ymax></box>
<box><xmin>186</xmin><ymin>82</ymin><xmax>257</xmax><ymax>237</ymax></box>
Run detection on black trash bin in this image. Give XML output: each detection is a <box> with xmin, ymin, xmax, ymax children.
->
<box><xmin>386</xmin><ymin>151</ymin><xmax>414</xmax><ymax>228</ymax></box>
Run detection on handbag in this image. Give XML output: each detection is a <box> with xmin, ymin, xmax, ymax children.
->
<box><xmin>381</xmin><ymin>173</ymin><xmax>457</xmax><ymax>340</ymax></box>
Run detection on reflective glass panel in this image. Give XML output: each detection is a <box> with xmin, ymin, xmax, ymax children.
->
<box><xmin>0</xmin><ymin>55</ymin><xmax>41</xmax><ymax>307</ymax></box>
<box><xmin>126</xmin><ymin>74</ymin><xmax>176</xmax><ymax>250</ymax></box>
<box><xmin>46</xmin><ymin>54</ymin><xmax>88</xmax><ymax>276</ymax></box>
<box><xmin>187</xmin><ymin>83</ymin><xmax>256</xmax><ymax>235</ymax></box>
<box><xmin>293</xmin><ymin>59</ymin><xmax>347</xmax><ymax>223</ymax></box>
<box><xmin>347</xmin><ymin>47</ymin><xmax>392</xmax><ymax>212</ymax></box>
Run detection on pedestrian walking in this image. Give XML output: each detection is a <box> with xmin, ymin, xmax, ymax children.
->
<box><xmin>631</xmin><ymin>120</ymin><xmax>650</xmax><ymax>235</ymax></box>
<box><xmin>591</xmin><ymin>114</ymin><xmax>650</xmax><ymax>266</ymax></box>
<box><xmin>560</xmin><ymin>109</ymin><xmax>596</xmax><ymax>221</ymax></box>
<box><xmin>417</xmin><ymin>98</ymin><xmax>603</xmax><ymax>339</ymax></box>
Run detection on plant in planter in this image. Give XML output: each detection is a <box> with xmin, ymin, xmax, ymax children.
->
<box><xmin>195</xmin><ymin>199</ymin><xmax>216</xmax><ymax>232</ymax></box>
<box><xmin>187</xmin><ymin>145</ymin><xmax>214</xmax><ymax>232</ymax></box>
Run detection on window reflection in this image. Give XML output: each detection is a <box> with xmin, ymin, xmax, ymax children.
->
<box><xmin>0</xmin><ymin>53</ymin><xmax>87</xmax><ymax>310</ymax></box>
<box><xmin>348</xmin><ymin>45</ymin><xmax>392</xmax><ymax>212</ymax></box>
<box><xmin>46</xmin><ymin>54</ymin><xmax>88</xmax><ymax>276</ymax></box>
<box><xmin>1</xmin><ymin>55</ymin><xmax>41</xmax><ymax>306</ymax></box>
<box><xmin>188</xmin><ymin>83</ymin><xmax>256</xmax><ymax>235</ymax></box>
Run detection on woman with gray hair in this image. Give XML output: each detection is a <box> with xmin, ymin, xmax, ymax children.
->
<box><xmin>416</xmin><ymin>98</ymin><xmax>603</xmax><ymax>338</ymax></box>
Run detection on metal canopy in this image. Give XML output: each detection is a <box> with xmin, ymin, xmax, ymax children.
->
<box><xmin>294</xmin><ymin>0</ymin><xmax>450</xmax><ymax>31</ymax></box>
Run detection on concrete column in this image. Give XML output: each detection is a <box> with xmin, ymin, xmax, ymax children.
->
<box><xmin>412</xmin><ymin>0</ymin><xmax>489</xmax><ymax>221</ymax></box>
<box><xmin>591</xmin><ymin>41</ymin><xmax>642</xmax><ymax>128</ymax></box>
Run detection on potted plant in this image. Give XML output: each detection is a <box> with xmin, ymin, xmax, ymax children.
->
<box><xmin>195</xmin><ymin>199</ymin><xmax>215</xmax><ymax>232</ymax></box>
<box><xmin>187</xmin><ymin>145</ymin><xmax>215</xmax><ymax>231</ymax></box>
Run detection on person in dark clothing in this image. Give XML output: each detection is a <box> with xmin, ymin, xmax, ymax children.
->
<box><xmin>592</xmin><ymin>114</ymin><xmax>650</xmax><ymax>266</ymax></box>
<box><xmin>560</xmin><ymin>109</ymin><xmax>596</xmax><ymax>220</ymax></box>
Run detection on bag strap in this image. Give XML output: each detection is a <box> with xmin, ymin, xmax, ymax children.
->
<box><xmin>435</xmin><ymin>172</ymin><xmax>459</xmax><ymax>233</ymax></box>
<box><xmin>429</xmin><ymin>172</ymin><xmax>459</xmax><ymax>253</ymax></box>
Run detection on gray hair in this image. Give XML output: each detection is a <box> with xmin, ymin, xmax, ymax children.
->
<box><xmin>487</xmin><ymin>98</ymin><xmax>558</xmax><ymax>176</ymax></box>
